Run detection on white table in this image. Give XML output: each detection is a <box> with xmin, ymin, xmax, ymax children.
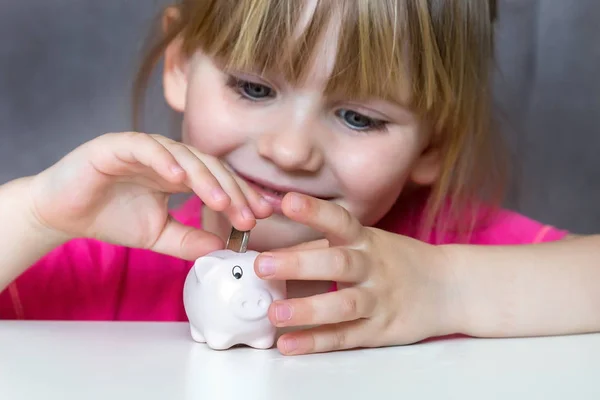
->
<box><xmin>0</xmin><ymin>321</ymin><xmax>599</xmax><ymax>400</ymax></box>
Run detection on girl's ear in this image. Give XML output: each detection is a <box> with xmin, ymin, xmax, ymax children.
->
<box><xmin>409</xmin><ymin>145</ymin><xmax>441</xmax><ymax>186</ymax></box>
<box><xmin>162</xmin><ymin>7</ymin><xmax>188</xmax><ymax>113</ymax></box>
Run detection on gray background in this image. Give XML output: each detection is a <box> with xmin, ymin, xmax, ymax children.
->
<box><xmin>1</xmin><ymin>0</ymin><xmax>598</xmax><ymax>234</ymax></box>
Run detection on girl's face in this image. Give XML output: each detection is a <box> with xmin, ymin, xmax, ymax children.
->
<box><xmin>163</xmin><ymin>16</ymin><xmax>440</xmax><ymax>251</ymax></box>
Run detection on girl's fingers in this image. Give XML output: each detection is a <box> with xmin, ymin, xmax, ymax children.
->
<box><xmin>268</xmin><ymin>287</ymin><xmax>375</xmax><ymax>328</ymax></box>
<box><xmin>150</xmin><ymin>215</ymin><xmax>225</xmax><ymax>260</ymax></box>
<box><xmin>199</xmin><ymin>156</ymin><xmax>263</xmax><ymax>227</ymax></box>
<box><xmin>255</xmin><ymin>246</ymin><xmax>368</xmax><ymax>282</ymax></box>
<box><xmin>177</xmin><ymin>141</ymin><xmax>272</xmax><ymax>219</ymax></box>
<box><xmin>150</xmin><ymin>137</ymin><xmax>252</xmax><ymax>230</ymax></box>
<box><xmin>152</xmin><ymin>135</ymin><xmax>271</xmax><ymax>229</ymax></box>
<box><xmin>95</xmin><ymin>132</ymin><xmax>233</xmax><ymax>213</ymax></box>
<box><xmin>232</xmin><ymin>175</ymin><xmax>273</xmax><ymax>219</ymax></box>
<box><xmin>118</xmin><ymin>174</ymin><xmax>192</xmax><ymax>194</ymax></box>
<box><xmin>94</xmin><ymin>132</ymin><xmax>188</xmax><ymax>184</ymax></box>
<box><xmin>277</xmin><ymin>319</ymin><xmax>367</xmax><ymax>355</ymax></box>
<box><xmin>281</xmin><ymin>193</ymin><xmax>365</xmax><ymax>247</ymax></box>
<box><xmin>165</xmin><ymin>143</ymin><xmax>249</xmax><ymax>223</ymax></box>
<box><xmin>98</xmin><ymin>133</ymin><xmax>269</xmax><ymax>230</ymax></box>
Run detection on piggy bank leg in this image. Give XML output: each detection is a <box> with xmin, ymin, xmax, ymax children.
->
<box><xmin>189</xmin><ymin>325</ymin><xmax>206</xmax><ymax>343</ymax></box>
<box><xmin>204</xmin><ymin>330</ymin><xmax>235</xmax><ymax>350</ymax></box>
<box><xmin>247</xmin><ymin>335</ymin><xmax>275</xmax><ymax>350</ymax></box>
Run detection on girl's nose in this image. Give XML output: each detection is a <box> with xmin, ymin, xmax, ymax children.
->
<box><xmin>256</xmin><ymin>126</ymin><xmax>324</xmax><ymax>173</ymax></box>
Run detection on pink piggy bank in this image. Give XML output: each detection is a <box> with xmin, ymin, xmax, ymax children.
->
<box><xmin>183</xmin><ymin>249</ymin><xmax>286</xmax><ymax>350</ymax></box>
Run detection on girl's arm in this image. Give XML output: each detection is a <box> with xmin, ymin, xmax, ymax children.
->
<box><xmin>0</xmin><ymin>177</ymin><xmax>69</xmax><ymax>291</ymax></box>
<box><xmin>447</xmin><ymin>234</ymin><xmax>600</xmax><ymax>338</ymax></box>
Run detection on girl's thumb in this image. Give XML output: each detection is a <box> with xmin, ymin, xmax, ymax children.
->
<box><xmin>150</xmin><ymin>216</ymin><xmax>224</xmax><ymax>261</ymax></box>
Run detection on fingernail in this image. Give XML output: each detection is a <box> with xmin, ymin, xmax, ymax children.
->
<box><xmin>257</xmin><ymin>255</ymin><xmax>276</xmax><ymax>276</ymax></box>
<box><xmin>211</xmin><ymin>188</ymin><xmax>227</xmax><ymax>201</ymax></box>
<box><xmin>283</xmin><ymin>338</ymin><xmax>298</xmax><ymax>353</ymax></box>
<box><xmin>241</xmin><ymin>206</ymin><xmax>254</xmax><ymax>220</ymax></box>
<box><xmin>170</xmin><ymin>164</ymin><xmax>184</xmax><ymax>174</ymax></box>
<box><xmin>290</xmin><ymin>193</ymin><xmax>304</xmax><ymax>212</ymax></box>
<box><xmin>259</xmin><ymin>196</ymin><xmax>271</xmax><ymax>208</ymax></box>
<box><xmin>275</xmin><ymin>304</ymin><xmax>292</xmax><ymax>322</ymax></box>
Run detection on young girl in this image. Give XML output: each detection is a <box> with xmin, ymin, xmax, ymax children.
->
<box><xmin>1</xmin><ymin>0</ymin><xmax>599</xmax><ymax>356</ymax></box>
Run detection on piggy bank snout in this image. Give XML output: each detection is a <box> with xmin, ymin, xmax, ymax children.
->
<box><xmin>231</xmin><ymin>288</ymin><xmax>273</xmax><ymax>321</ymax></box>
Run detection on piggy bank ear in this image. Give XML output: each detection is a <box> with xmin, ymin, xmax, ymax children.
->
<box><xmin>192</xmin><ymin>256</ymin><xmax>220</xmax><ymax>282</ymax></box>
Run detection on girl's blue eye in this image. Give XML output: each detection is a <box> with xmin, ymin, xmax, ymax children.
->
<box><xmin>336</xmin><ymin>109</ymin><xmax>385</xmax><ymax>131</ymax></box>
<box><xmin>241</xmin><ymin>81</ymin><xmax>272</xmax><ymax>99</ymax></box>
<box><xmin>227</xmin><ymin>76</ymin><xmax>274</xmax><ymax>100</ymax></box>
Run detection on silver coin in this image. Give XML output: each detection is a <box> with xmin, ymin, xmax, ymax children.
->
<box><xmin>226</xmin><ymin>227</ymin><xmax>250</xmax><ymax>253</ymax></box>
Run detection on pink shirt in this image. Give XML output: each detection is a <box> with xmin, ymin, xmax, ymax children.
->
<box><xmin>0</xmin><ymin>196</ymin><xmax>568</xmax><ymax>321</ymax></box>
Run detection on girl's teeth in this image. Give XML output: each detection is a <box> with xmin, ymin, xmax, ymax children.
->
<box><xmin>259</xmin><ymin>183</ymin><xmax>284</xmax><ymax>196</ymax></box>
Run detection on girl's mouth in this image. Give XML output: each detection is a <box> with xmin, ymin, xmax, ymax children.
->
<box><xmin>239</xmin><ymin>175</ymin><xmax>290</xmax><ymax>214</ymax></box>
<box><xmin>233</xmin><ymin>171</ymin><xmax>333</xmax><ymax>214</ymax></box>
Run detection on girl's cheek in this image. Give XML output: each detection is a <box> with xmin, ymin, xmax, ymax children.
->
<box><xmin>183</xmin><ymin>92</ymin><xmax>245</xmax><ymax>155</ymax></box>
<box><xmin>185</xmin><ymin>118</ymin><xmax>238</xmax><ymax>156</ymax></box>
<box><xmin>335</xmin><ymin>145</ymin><xmax>405</xmax><ymax>191</ymax></box>
<box><xmin>333</xmin><ymin>140</ymin><xmax>415</xmax><ymax>219</ymax></box>
<box><xmin>344</xmin><ymin>169</ymin><xmax>408</xmax><ymax>226</ymax></box>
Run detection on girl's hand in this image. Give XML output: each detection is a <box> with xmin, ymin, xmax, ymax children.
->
<box><xmin>27</xmin><ymin>132</ymin><xmax>272</xmax><ymax>260</ymax></box>
<box><xmin>254</xmin><ymin>193</ymin><xmax>461</xmax><ymax>355</ymax></box>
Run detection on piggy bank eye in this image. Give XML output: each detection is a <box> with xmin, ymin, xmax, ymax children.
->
<box><xmin>232</xmin><ymin>265</ymin><xmax>243</xmax><ymax>279</ymax></box>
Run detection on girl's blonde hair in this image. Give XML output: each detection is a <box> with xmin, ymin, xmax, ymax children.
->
<box><xmin>133</xmin><ymin>0</ymin><xmax>505</xmax><ymax>241</ymax></box>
